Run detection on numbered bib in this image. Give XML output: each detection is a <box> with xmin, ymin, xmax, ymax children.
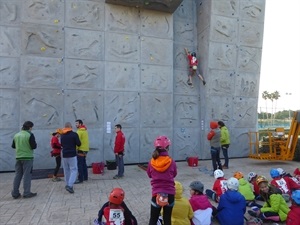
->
<box><xmin>109</xmin><ymin>208</ymin><xmax>124</xmax><ymax>225</ymax></box>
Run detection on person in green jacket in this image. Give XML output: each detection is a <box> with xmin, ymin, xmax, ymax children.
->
<box><xmin>218</xmin><ymin>121</ymin><xmax>230</xmax><ymax>169</ymax></box>
<box><xmin>248</xmin><ymin>175</ymin><xmax>290</xmax><ymax>223</ymax></box>
<box><xmin>11</xmin><ymin>121</ymin><xmax>37</xmax><ymax>199</ymax></box>
<box><xmin>233</xmin><ymin>171</ymin><xmax>262</xmax><ymax>208</ymax></box>
<box><xmin>75</xmin><ymin>119</ymin><xmax>90</xmax><ymax>183</ymax></box>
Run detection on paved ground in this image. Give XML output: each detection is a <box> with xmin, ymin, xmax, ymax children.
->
<box><xmin>1</xmin><ymin>158</ymin><xmax>298</xmax><ymax>225</ymax></box>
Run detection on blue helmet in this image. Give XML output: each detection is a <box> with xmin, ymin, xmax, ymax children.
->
<box><xmin>291</xmin><ymin>190</ymin><xmax>300</xmax><ymax>204</ymax></box>
<box><xmin>270</xmin><ymin>168</ymin><xmax>280</xmax><ymax>178</ymax></box>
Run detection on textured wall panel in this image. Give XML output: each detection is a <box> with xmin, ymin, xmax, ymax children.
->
<box><xmin>65</xmin><ymin>28</ymin><xmax>104</xmax><ymax>60</ymax></box>
<box><xmin>0</xmin><ymin>90</ymin><xmax>19</xmax><ymax>129</ymax></box>
<box><xmin>0</xmin><ymin>1</ymin><xmax>21</xmax><ymax>26</ymax></box>
<box><xmin>64</xmin><ymin>59</ymin><xmax>104</xmax><ymax>90</ymax></box>
<box><xmin>0</xmin><ymin>57</ymin><xmax>19</xmax><ymax>88</ymax></box>
<box><xmin>0</xmin><ymin>26</ymin><xmax>21</xmax><ymax>57</ymax></box>
<box><xmin>65</xmin><ymin>1</ymin><xmax>105</xmax><ymax>30</ymax></box>
<box><xmin>20</xmin><ymin>56</ymin><xmax>64</xmax><ymax>88</ymax></box>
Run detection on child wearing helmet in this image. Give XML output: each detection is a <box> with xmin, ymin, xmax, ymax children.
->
<box><xmin>147</xmin><ymin>136</ymin><xmax>177</xmax><ymax>225</ymax></box>
<box><xmin>293</xmin><ymin>167</ymin><xmax>300</xmax><ymax>181</ymax></box>
<box><xmin>205</xmin><ymin>169</ymin><xmax>227</xmax><ymax>202</ymax></box>
<box><xmin>270</xmin><ymin>168</ymin><xmax>300</xmax><ymax>198</ymax></box>
<box><xmin>247</xmin><ymin>175</ymin><xmax>290</xmax><ymax>223</ymax></box>
<box><xmin>233</xmin><ymin>171</ymin><xmax>262</xmax><ymax>208</ymax></box>
<box><xmin>94</xmin><ymin>187</ymin><xmax>137</xmax><ymax>225</ymax></box>
<box><xmin>184</xmin><ymin>48</ymin><xmax>206</xmax><ymax>87</ymax></box>
<box><xmin>247</xmin><ymin>172</ymin><xmax>261</xmax><ymax>199</ymax></box>
<box><xmin>286</xmin><ymin>190</ymin><xmax>300</xmax><ymax>225</ymax></box>
<box><xmin>189</xmin><ymin>181</ymin><xmax>216</xmax><ymax>225</ymax></box>
<box><xmin>207</xmin><ymin>121</ymin><xmax>222</xmax><ymax>172</ymax></box>
<box><xmin>217</xmin><ymin>177</ymin><xmax>246</xmax><ymax>225</ymax></box>
<box><xmin>171</xmin><ymin>181</ymin><xmax>193</xmax><ymax>225</ymax></box>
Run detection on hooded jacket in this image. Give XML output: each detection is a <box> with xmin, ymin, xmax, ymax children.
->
<box><xmin>217</xmin><ymin>190</ymin><xmax>246</xmax><ymax>225</ymax></box>
<box><xmin>77</xmin><ymin>125</ymin><xmax>89</xmax><ymax>151</ymax></box>
<box><xmin>61</xmin><ymin>128</ymin><xmax>81</xmax><ymax>158</ymax></box>
<box><xmin>261</xmin><ymin>193</ymin><xmax>290</xmax><ymax>221</ymax></box>
<box><xmin>220</xmin><ymin>126</ymin><xmax>230</xmax><ymax>145</ymax></box>
<box><xmin>238</xmin><ymin>178</ymin><xmax>255</xmax><ymax>201</ymax></box>
<box><xmin>207</xmin><ymin>121</ymin><xmax>220</xmax><ymax>148</ymax></box>
<box><xmin>189</xmin><ymin>194</ymin><xmax>213</xmax><ymax>225</ymax></box>
<box><xmin>171</xmin><ymin>181</ymin><xmax>193</xmax><ymax>225</ymax></box>
<box><xmin>147</xmin><ymin>151</ymin><xmax>177</xmax><ymax>196</ymax></box>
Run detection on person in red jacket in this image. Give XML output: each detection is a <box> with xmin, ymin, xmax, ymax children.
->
<box><xmin>50</xmin><ymin>130</ymin><xmax>62</xmax><ymax>182</ymax></box>
<box><xmin>113</xmin><ymin>124</ymin><xmax>125</xmax><ymax>179</ymax></box>
<box><xmin>287</xmin><ymin>190</ymin><xmax>300</xmax><ymax>225</ymax></box>
<box><xmin>205</xmin><ymin>169</ymin><xmax>228</xmax><ymax>203</ymax></box>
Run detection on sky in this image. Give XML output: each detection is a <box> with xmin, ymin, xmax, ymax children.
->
<box><xmin>258</xmin><ymin>0</ymin><xmax>300</xmax><ymax>112</ymax></box>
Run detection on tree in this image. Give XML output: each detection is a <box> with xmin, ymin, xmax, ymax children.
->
<box><xmin>262</xmin><ymin>91</ymin><xmax>270</xmax><ymax>121</ymax></box>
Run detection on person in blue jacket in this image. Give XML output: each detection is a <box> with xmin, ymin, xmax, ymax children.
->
<box><xmin>217</xmin><ymin>177</ymin><xmax>246</xmax><ymax>225</ymax></box>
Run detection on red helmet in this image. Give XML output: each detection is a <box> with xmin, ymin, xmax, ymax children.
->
<box><xmin>154</xmin><ymin>136</ymin><xmax>171</xmax><ymax>149</ymax></box>
<box><xmin>109</xmin><ymin>188</ymin><xmax>125</xmax><ymax>205</ymax></box>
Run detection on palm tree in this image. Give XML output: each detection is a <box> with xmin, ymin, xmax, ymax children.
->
<box><xmin>262</xmin><ymin>91</ymin><xmax>270</xmax><ymax>121</ymax></box>
<box><xmin>272</xmin><ymin>91</ymin><xmax>281</xmax><ymax>120</ymax></box>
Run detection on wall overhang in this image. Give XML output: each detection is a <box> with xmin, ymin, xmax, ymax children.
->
<box><xmin>105</xmin><ymin>0</ymin><xmax>183</xmax><ymax>13</ymax></box>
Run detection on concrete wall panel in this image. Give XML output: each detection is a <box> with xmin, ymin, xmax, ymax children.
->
<box><xmin>64</xmin><ymin>90</ymin><xmax>104</xmax><ymax>128</ymax></box>
<box><xmin>210</xmin><ymin>16</ymin><xmax>238</xmax><ymax>44</ymax></box>
<box><xmin>21</xmin><ymin>24</ymin><xmax>64</xmax><ymax>57</ymax></box>
<box><xmin>0</xmin><ymin>57</ymin><xmax>20</xmax><ymax>88</ymax></box>
<box><xmin>235</xmin><ymin>72</ymin><xmax>259</xmax><ymax>98</ymax></box>
<box><xmin>237</xmin><ymin>46</ymin><xmax>262</xmax><ymax>73</ymax></box>
<box><xmin>205</xmin><ymin>95</ymin><xmax>233</xmax><ymax>122</ymax></box>
<box><xmin>141</xmin><ymin>37</ymin><xmax>173</xmax><ymax>65</ymax></box>
<box><xmin>212</xmin><ymin>0</ymin><xmax>239</xmax><ymax>17</ymax></box>
<box><xmin>0</xmin><ymin>1</ymin><xmax>21</xmax><ymax>26</ymax></box>
<box><xmin>240</xmin><ymin>0</ymin><xmax>265</xmax><ymax>22</ymax></box>
<box><xmin>0</xmin><ymin>130</ymin><xmax>16</xmax><ymax>171</ymax></box>
<box><xmin>233</xmin><ymin>98</ymin><xmax>257</xmax><ymax>128</ymax></box>
<box><xmin>105</xmin><ymin>4</ymin><xmax>140</xmax><ymax>34</ymax></box>
<box><xmin>173</xmin><ymin>20</ymin><xmax>194</xmax><ymax>45</ymax></box>
<box><xmin>65</xmin><ymin>1</ymin><xmax>105</xmax><ymax>30</ymax></box>
<box><xmin>0</xmin><ymin>26</ymin><xmax>21</xmax><ymax>57</ymax></box>
<box><xmin>0</xmin><ymin>90</ymin><xmax>19</xmax><ymax>129</ymax></box>
<box><xmin>106</xmin><ymin>62</ymin><xmax>139</xmax><ymax>90</ymax></box>
<box><xmin>22</xmin><ymin>0</ymin><xmax>64</xmax><ymax>26</ymax></box>
<box><xmin>208</xmin><ymin>69</ymin><xmax>235</xmax><ymax>97</ymax></box>
<box><xmin>239</xmin><ymin>21</ymin><xmax>264</xmax><ymax>48</ymax></box>
<box><xmin>105</xmin><ymin>33</ymin><xmax>140</xmax><ymax>63</ymax></box>
<box><xmin>19</xmin><ymin>88</ymin><xmax>63</xmax><ymax>129</ymax></box>
<box><xmin>65</xmin><ymin>59</ymin><xmax>104</xmax><ymax>90</ymax></box>
<box><xmin>140</xmin><ymin>93</ymin><xmax>172</xmax><ymax>128</ymax></box>
<box><xmin>141</xmin><ymin>10</ymin><xmax>173</xmax><ymax>39</ymax></box>
<box><xmin>65</xmin><ymin>28</ymin><xmax>104</xmax><ymax>60</ymax></box>
<box><xmin>20</xmin><ymin>56</ymin><xmax>64</xmax><ymax>88</ymax></box>
<box><xmin>141</xmin><ymin>65</ymin><xmax>172</xmax><ymax>92</ymax></box>
<box><xmin>208</xmin><ymin>43</ymin><xmax>237</xmax><ymax>70</ymax></box>
<box><xmin>104</xmin><ymin>91</ymin><xmax>139</xmax><ymax>127</ymax></box>
<box><xmin>173</xmin><ymin>128</ymin><xmax>201</xmax><ymax>160</ymax></box>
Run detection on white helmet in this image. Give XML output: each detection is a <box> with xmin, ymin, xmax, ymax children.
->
<box><xmin>214</xmin><ymin>169</ymin><xmax>224</xmax><ymax>179</ymax></box>
<box><xmin>277</xmin><ymin>168</ymin><xmax>285</xmax><ymax>176</ymax></box>
<box><xmin>247</xmin><ymin>172</ymin><xmax>257</xmax><ymax>182</ymax></box>
<box><xmin>227</xmin><ymin>177</ymin><xmax>239</xmax><ymax>190</ymax></box>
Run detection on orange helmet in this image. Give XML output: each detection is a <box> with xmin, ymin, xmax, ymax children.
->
<box><xmin>233</xmin><ymin>171</ymin><xmax>244</xmax><ymax>180</ymax></box>
<box><xmin>109</xmin><ymin>188</ymin><xmax>125</xmax><ymax>205</ymax></box>
<box><xmin>256</xmin><ymin>175</ymin><xmax>268</xmax><ymax>185</ymax></box>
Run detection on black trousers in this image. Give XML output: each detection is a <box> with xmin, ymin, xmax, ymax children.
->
<box><xmin>149</xmin><ymin>194</ymin><xmax>174</xmax><ymax>225</ymax></box>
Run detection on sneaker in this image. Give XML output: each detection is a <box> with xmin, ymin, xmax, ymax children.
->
<box><xmin>248</xmin><ymin>210</ymin><xmax>258</xmax><ymax>217</ymax></box>
<box><xmin>223</xmin><ymin>166</ymin><xmax>229</xmax><ymax>169</ymax></box>
<box><xmin>113</xmin><ymin>175</ymin><xmax>123</xmax><ymax>179</ymax></box>
<box><xmin>23</xmin><ymin>192</ymin><xmax>37</xmax><ymax>198</ymax></box>
<box><xmin>65</xmin><ymin>186</ymin><xmax>74</xmax><ymax>194</ymax></box>
<box><xmin>74</xmin><ymin>179</ymin><xmax>83</xmax><ymax>184</ymax></box>
<box><xmin>52</xmin><ymin>177</ymin><xmax>61</xmax><ymax>182</ymax></box>
<box><xmin>12</xmin><ymin>193</ymin><xmax>21</xmax><ymax>199</ymax></box>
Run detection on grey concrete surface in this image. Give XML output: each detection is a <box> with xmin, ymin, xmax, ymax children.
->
<box><xmin>0</xmin><ymin>158</ymin><xmax>294</xmax><ymax>225</ymax></box>
<box><xmin>0</xmin><ymin>0</ymin><xmax>266</xmax><ymax>171</ymax></box>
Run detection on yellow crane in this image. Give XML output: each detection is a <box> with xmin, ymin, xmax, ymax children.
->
<box><xmin>248</xmin><ymin>111</ymin><xmax>300</xmax><ymax>160</ymax></box>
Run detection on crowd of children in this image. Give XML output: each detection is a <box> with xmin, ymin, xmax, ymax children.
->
<box><xmin>91</xmin><ymin>134</ymin><xmax>300</xmax><ymax>225</ymax></box>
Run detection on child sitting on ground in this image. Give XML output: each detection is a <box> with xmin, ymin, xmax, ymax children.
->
<box><xmin>189</xmin><ymin>181</ymin><xmax>216</xmax><ymax>225</ymax></box>
<box><xmin>286</xmin><ymin>190</ymin><xmax>300</xmax><ymax>225</ymax></box>
<box><xmin>248</xmin><ymin>175</ymin><xmax>290</xmax><ymax>223</ymax></box>
<box><xmin>94</xmin><ymin>187</ymin><xmax>137</xmax><ymax>225</ymax></box>
<box><xmin>247</xmin><ymin>172</ymin><xmax>261</xmax><ymax>200</ymax></box>
<box><xmin>171</xmin><ymin>181</ymin><xmax>193</xmax><ymax>225</ymax></box>
<box><xmin>293</xmin><ymin>167</ymin><xmax>300</xmax><ymax>181</ymax></box>
<box><xmin>233</xmin><ymin>171</ymin><xmax>262</xmax><ymax>208</ymax></box>
<box><xmin>205</xmin><ymin>169</ymin><xmax>227</xmax><ymax>202</ymax></box>
<box><xmin>217</xmin><ymin>177</ymin><xmax>246</xmax><ymax>225</ymax></box>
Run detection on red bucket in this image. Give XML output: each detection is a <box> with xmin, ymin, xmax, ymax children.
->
<box><xmin>188</xmin><ymin>157</ymin><xmax>198</xmax><ymax>167</ymax></box>
<box><xmin>92</xmin><ymin>162</ymin><xmax>104</xmax><ymax>174</ymax></box>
